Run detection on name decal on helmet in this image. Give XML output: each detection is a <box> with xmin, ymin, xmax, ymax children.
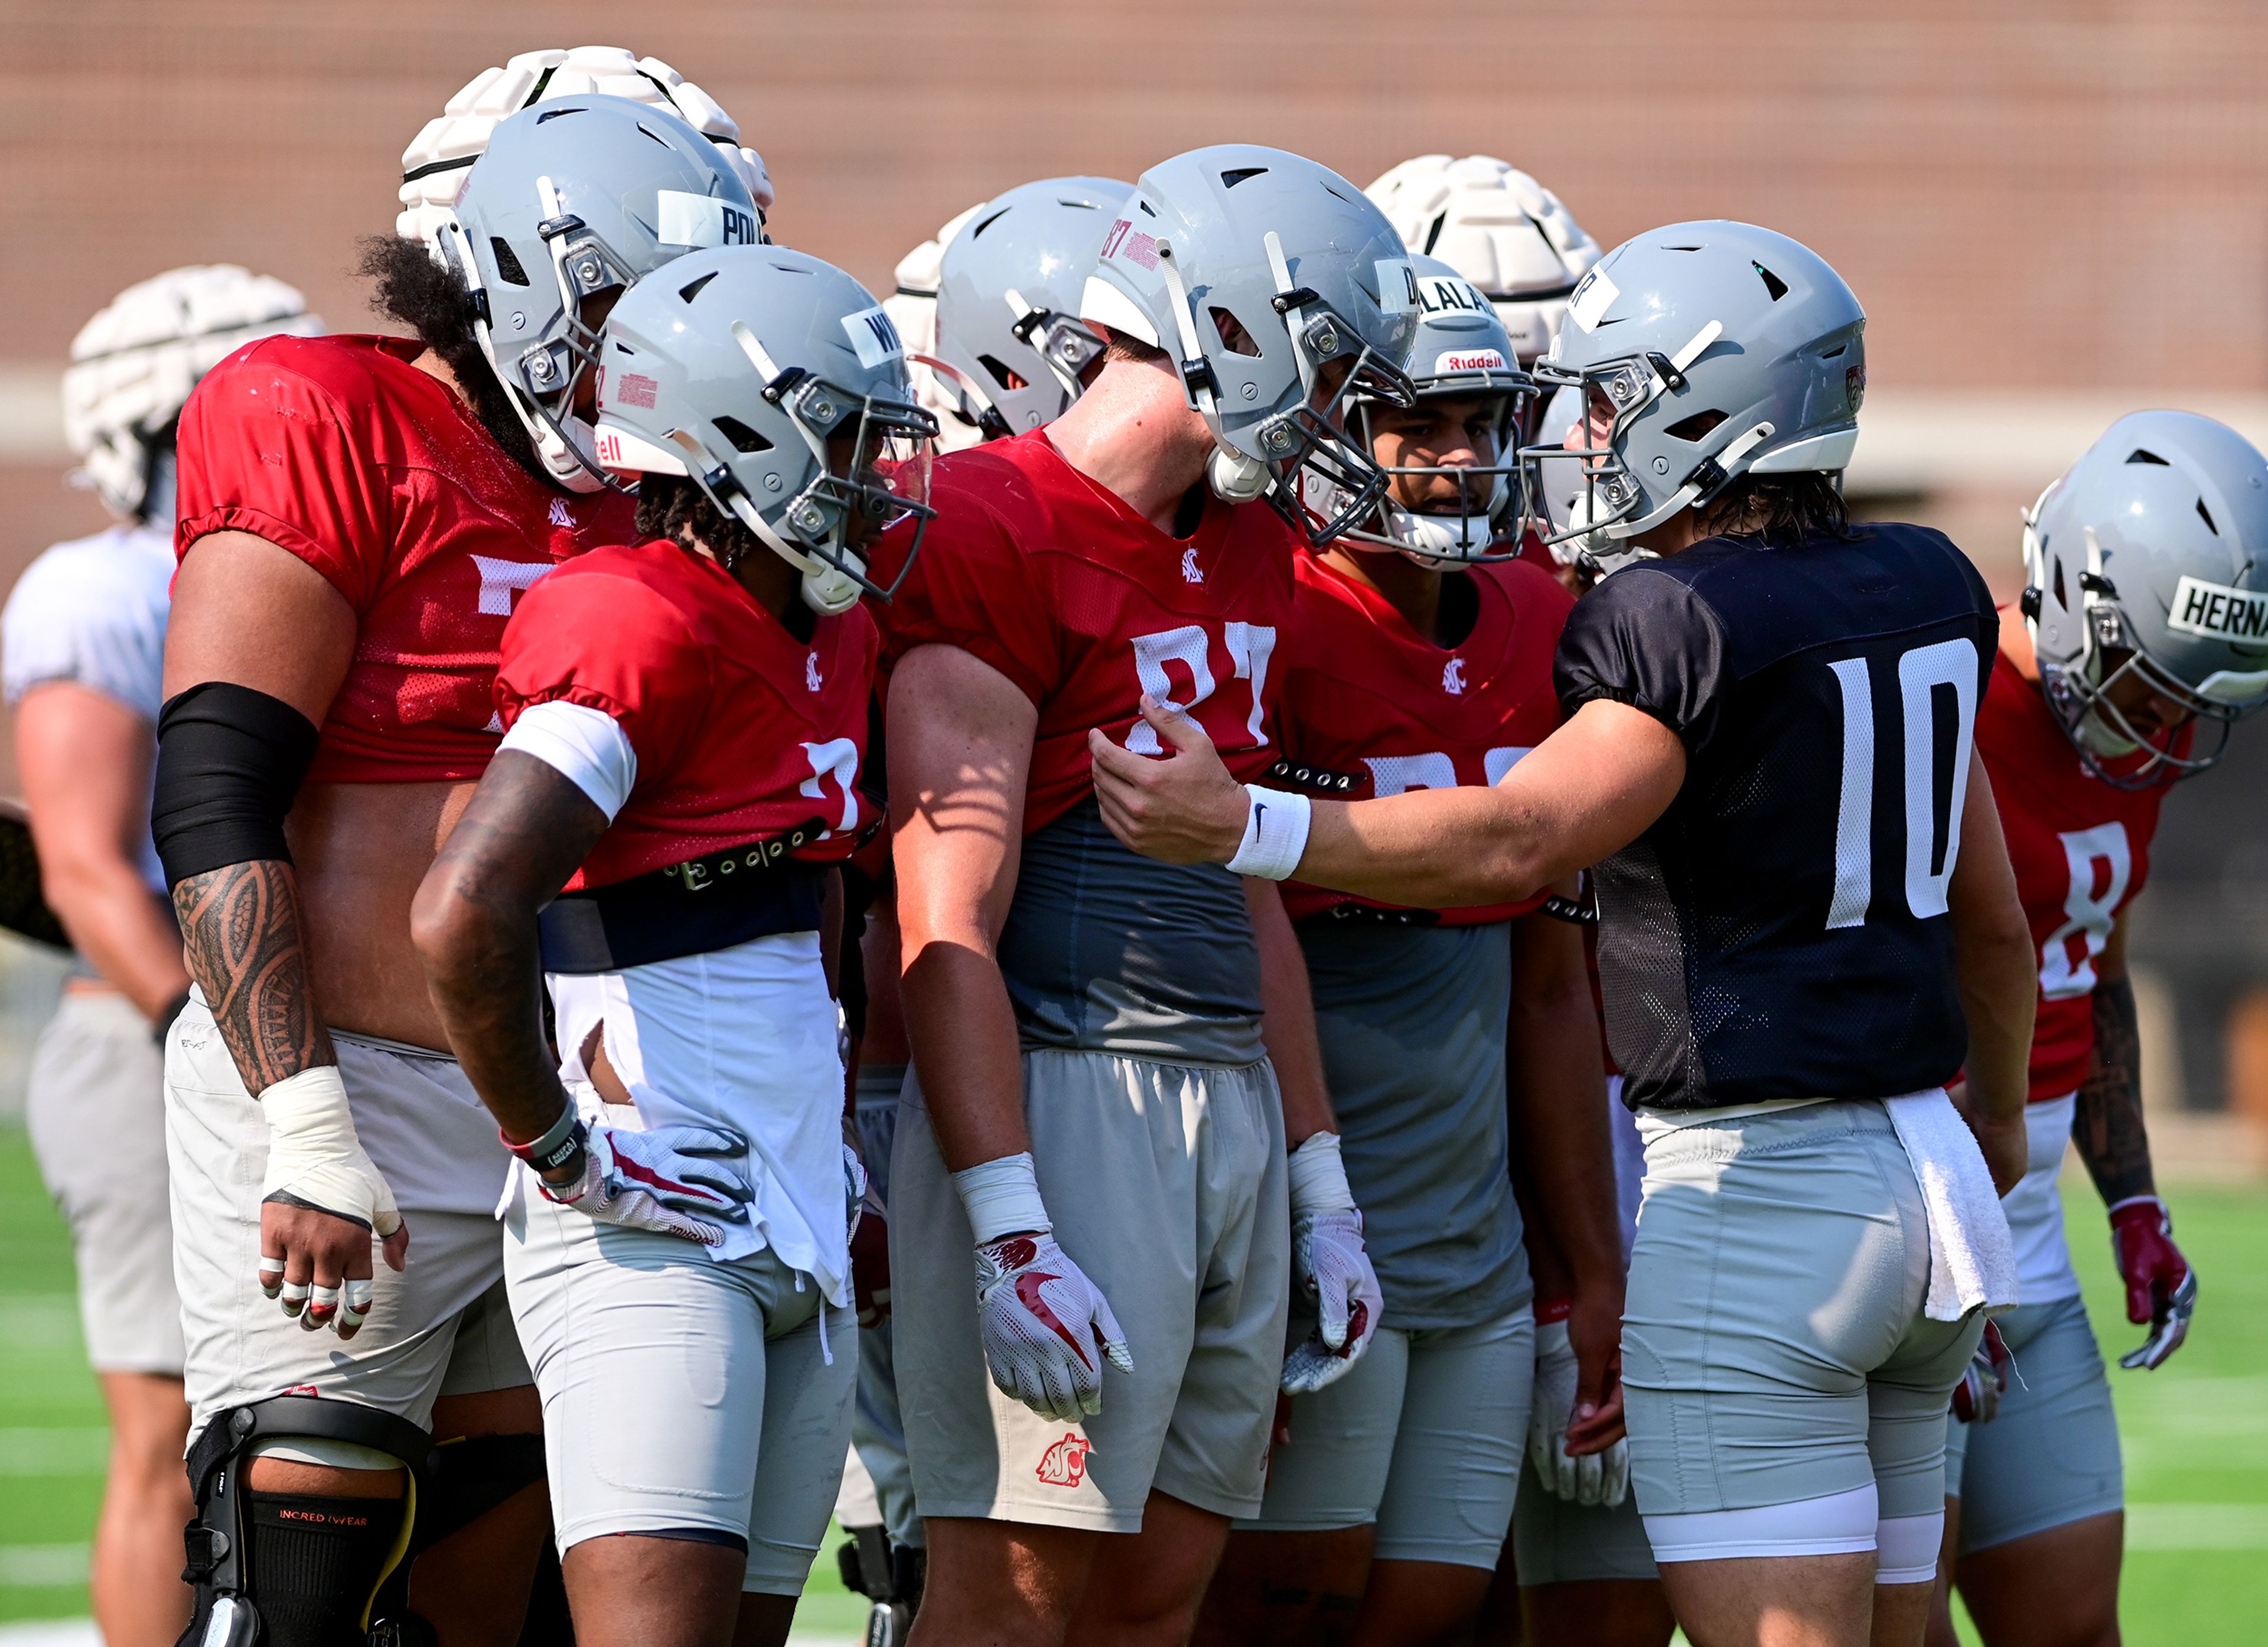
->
<box><xmin>2168</xmin><ymin>575</ymin><xmax>2268</xmax><ymax>642</ymax></box>
<box><xmin>656</xmin><ymin>191</ymin><xmax>758</xmax><ymax>249</ymax></box>
<box><xmin>1377</xmin><ymin>259</ymin><xmax>1420</xmax><ymax>315</ymax></box>
<box><xmin>1418</xmin><ymin>275</ymin><xmax>1488</xmax><ymax>316</ymax></box>
<box><xmin>1566</xmin><ymin>267</ymin><xmax>1619</xmax><ymax>333</ymax></box>
<box><xmin>842</xmin><ymin>305</ymin><xmax>905</xmax><ymax>368</ymax></box>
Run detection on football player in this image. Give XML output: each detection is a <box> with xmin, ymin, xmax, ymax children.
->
<box><xmin>152</xmin><ymin>97</ymin><xmax>757</xmax><ymax>1647</ymax></box>
<box><xmin>413</xmin><ymin>244</ymin><xmax>932</xmax><ymax>1647</ymax></box>
<box><xmin>1090</xmin><ymin>221</ymin><xmax>2043</xmax><ymax>1647</ymax></box>
<box><xmin>1924</xmin><ymin>412</ymin><xmax>2268</xmax><ymax>1647</ymax></box>
<box><xmin>1190</xmin><ymin>259</ymin><xmax>1627</xmax><ymax>1647</ymax></box>
<box><xmin>2</xmin><ymin>266</ymin><xmax>315</xmax><ymax>1647</ymax></box>
<box><xmin>875</xmin><ymin>147</ymin><xmax>1412</xmax><ymax>1646</ymax></box>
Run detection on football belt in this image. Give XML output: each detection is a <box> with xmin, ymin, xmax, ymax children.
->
<box><xmin>0</xmin><ymin>801</ymin><xmax>70</xmax><ymax>950</ymax></box>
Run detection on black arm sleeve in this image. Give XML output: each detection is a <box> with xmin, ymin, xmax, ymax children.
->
<box><xmin>151</xmin><ymin>681</ymin><xmax>320</xmax><ymax>886</ymax></box>
<box><xmin>1552</xmin><ymin>567</ymin><xmax>1734</xmax><ymax>752</ymax></box>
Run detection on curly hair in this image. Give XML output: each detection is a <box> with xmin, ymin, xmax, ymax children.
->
<box><xmin>633</xmin><ymin>472</ymin><xmax>766</xmax><ymax>565</ymax></box>
<box><xmin>1700</xmin><ymin>470</ymin><xmax>1852</xmax><ymax>544</ymax></box>
<box><xmin>355</xmin><ymin>234</ymin><xmax>543</xmax><ymax>478</ymax></box>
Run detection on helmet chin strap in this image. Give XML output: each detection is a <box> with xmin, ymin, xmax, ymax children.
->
<box><xmin>1153</xmin><ymin>239</ymin><xmax>1270</xmax><ymax>503</ymax></box>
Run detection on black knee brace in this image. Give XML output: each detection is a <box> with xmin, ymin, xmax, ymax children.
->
<box><xmin>177</xmin><ymin>1397</ymin><xmax>438</xmax><ymax>1647</ymax></box>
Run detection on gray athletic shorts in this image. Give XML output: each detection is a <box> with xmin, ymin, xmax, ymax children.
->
<box><xmin>1241</xmin><ymin>1308</ymin><xmax>1533</xmax><ymax>1568</ymax></box>
<box><xmin>1944</xmin><ymin>1292</ymin><xmax>2122</xmax><ymax>1551</ymax></box>
<box><xmin>1623</xmin><ymin>1099</ymin><xmax>1982</xmax><ymax>1524</ymax></box>
<box><xmin>1512</xmin><ymin>1454</ymin><xmax>1660</xmax><ymax>1585</ymax></box>
<box><xmin>165</xmin><ymin>992</ymin><xmax>530</xmax><ymax>1436</ymax></box>
<box><xmin>891</xmin><ymin>1049</ymin><xmax>1289</xmax><ymax>1532</ymax></box>
<box><xmin>847</xmin><ymin>1066</ymin><xmax>921</xmax><ymax>1548</ymax></box>
<box><xmin>504</xmin><ymin>1181</ymin><xmax>855</xmax><ymax>1592</ymax></box>
<box><xmin>28</xmin><ymin>990</ymin><xmax>185</xmax><ymax>1375</ymax></box>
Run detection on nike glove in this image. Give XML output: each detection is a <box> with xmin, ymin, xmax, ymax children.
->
<box><xmin>1282</xmin><ymin>1133</ymin><xmax>1384</xmax><ymax>1395</ymax></box>
<box><xmin>540</xmin><ymin>1121</ymin><xmax>752</xmax><ymax>1246</ymax></box>
<box><xmin>1529</xmin><ymin>1314</ymin><xmax>1630</xmax><ymax>1506</ymax></box>
<box><xmin>2109</xmin><ymin>1196</ymin><xmax>2195</xmax><ymax>1370</ymax></box>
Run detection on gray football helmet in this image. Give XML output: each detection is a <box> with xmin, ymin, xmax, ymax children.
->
<box><xmin>591</xmin><ymin>246</ymin><xmax>937</xmax><ymax>615</ymax></box>
<box><xmin>1519</xmin><ymin>221</ymin><xmax>1865</xmax><ymax>575</ymax></box>
<box><xmin>2022</xmin><ymin>409</ymin><xmax>2268</xmax><ymax>785</ymax></box>
<box><xmin>933</xmin><ymin>177</ymin><xmax>1131</xmax><ymax>438</ymax></box>
<box><xmin>431</xmin><ymin>94</ymin><xmax>760</xmax><ymax>492</ymax></box>
<box><xmin>1337</xmin><ymin>256</ymin><xmax>1533</xmax><ymax>565</ymax></box>
<box><xmin>1078</xmin><ymin>145</ymin><xmax>1418</xmax><ymax>544</ymax></box>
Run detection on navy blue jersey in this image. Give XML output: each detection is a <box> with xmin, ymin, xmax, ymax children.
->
<box><xmin>1556</xmin><ymin>523</ymin><xmax>1998</xmax><ymax>1112</ymax></box>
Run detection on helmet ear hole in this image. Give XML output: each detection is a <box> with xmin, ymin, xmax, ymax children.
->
<box><xmin>491</xmin><ymin>239</ymin><xmax>532</xmax><ymax>286</ymax></box>
<box><xmin>1663</xmin><ymin>410</ymin><xmax>1728</xmax><ymax>443</ymax></box>
<box><xmin>2053</xmin><ymin>556</ymin><xmax>2069</xmax><ymax>611</ymax></box>
<box><xmin>2197</xmin><ymin>498</ymin><xmax>2220</xmax><ymax>536</ymax></box>
<box><xmin>711</xmin><ymin>416</ymin><xmax>770</xmax><ymax>454</ymax></box>
<box><xmin>1210</xmin><ymin>308</ymin><xmax>1262</xmax><ymax>358</ymax></box>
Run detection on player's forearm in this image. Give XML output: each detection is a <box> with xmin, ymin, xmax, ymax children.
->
<box><xmin>2076</xmin><ymin>973</ymin><xmax>2156</xmax><ymax>1205</ymax></box>
<box><xmin>1946</xmin><ymin>755</ymin><xmax>2034</xmax><ymax>1127</ymax></box>
<box><xmin>1247</xmin><ymin>879</ymin><xmax>1335</xmax><ymax>1145</ymax></box>
<box><xmin>43</xmin><ymin>858</ymin><xmax>188</xmax><ymax>1021</ymax></box>
<box><xmin>1297</xmin><ymin>786</ymin><xmax>1557</xmax><ymax>911</ymax></box>
<box><xmin>1508</xmin><ymin>918</ymin><xmax>1622</xmax><ymax>1294</ymax></box>
<box><xmin>412</xmin><ymin>882</ymin><xmax>569</xmax><ymax>1142</ymax></box>
<box><xmin>898</xmin><ymin>935</ymin><xmax>1032</xmax><ymax>1171</ymax></box>
<box><xmin>171</xmin><ymin>859</ymin><xmax>336</xmax><ymax>1092</ymax></box>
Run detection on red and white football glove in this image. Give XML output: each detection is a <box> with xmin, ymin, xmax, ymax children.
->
<box><xmin>973</xmin><ymin>1231</ymin><xmax>1135</xmax><ymax>1423</ymax></box>
<box><xmin>537</xmin><ymin>1121</ymin><xmax>752</xmax><ymax>1246</ymax></box>
<box><xmin>1530</xmin><ymin>1313</ymin><xmax>1631</xmax><ymax>1505</ymax></box>
<box><xmin>1282</xmin><ymin>1133</ymin><xmax>1384</xmax><ymax>1395</ymax></box>
<box><xmin>2108</xmin><ymin>1196</ymin><xmax>2195</xmax><ymax>1371</ymax></box>
<box><xmin>1951</xmin><ymin>1317</ymin><xmax>2014</xmax><ymax>1423</ymax></box>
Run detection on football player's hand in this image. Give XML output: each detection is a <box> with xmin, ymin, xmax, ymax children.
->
<box><xmin>1087</xmin><ymin>695</ymin><xmax>1249</xmax><ymax>866</ymax></box>
<box><xmin>2109</xmin><ymin>1196</ymin><xmax>2195</xmax><ymax>1369</ymax></box>
<box><xmin>1951</xmin><ymin>1317</ymin><xmax>2013</xmax><ymax>1423</ymax></box>
<box><xmin>258</xmin><ymin>1065</ymin><xmax>408</xmax><ymax>1340</ymax></box>
<box><xmin>1562</xmin><ymin>1280</ymin><xmax>1629</xmax><ymax>1459</ymax></box>
<box><xmin>849</xmin><ymin>1146</ymin><xmax>892</xmax><ymax>1328</ymax></box>
<box><xmin>1283</xmin><ymin>1207</ymin><xmax>1384</xmax><ymax>1394</ymax></box>
<box><xmin>1530</xmin><ymin>1314</ymin><xmax>1631</xmax><ymax>1506</ymax></box>
<box><xmin>540</xmin><ymin>1122</ymin><xmax>752</xmax><ymax>1246</ymax></box>
<box><xmin>973</xmin><ymin>1232</ymin><xmax>1133</xmax><ymax>1423</ymax></box>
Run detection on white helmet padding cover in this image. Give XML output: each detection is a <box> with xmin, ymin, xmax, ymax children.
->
<box><xmin>886</xmin><ymin>200</ymin><xmax>990</xmax><ymax>454</ymax></box>
<box><xmin>434</xmin><ymin>94</ymin><xmax>760</xmax><ymax>493</ymax></box>
<box><xmin>2023</xmin><ymin>409</ymin><xmax>2268</xmax><ymax>785</ymax></box>
<box><xmin>1366</xmin><ymin>155</ymin><xmax>1601</xmax><ymax>364</ymax></box>
<box><xmin>934</xmin><ymin>177</ymin><xmax>1131</xmax><ymax>438</ymax></box>
<box><xmin>64</xmin><ymin>266</ymin><xmax>321</xmax><ymax>520</ymax></box>
<box><xmin>592</xmin><ymin>246</ymin><xmax>938</xmax><ymax>615</ymax></box>
<box><xmin>398</xmin><ymin>46</ymin><xmax>771</xmax><ymax>244</ymax></box>
<box><xmin>1521</xmin><ymin>220</ymin><xmax>1865</xmax><ymax>576</ymax></box>
<box><xmin>1080</xmin><ymin>145</ymin><xmax>1419</xmax><ymax>544</ymax></box>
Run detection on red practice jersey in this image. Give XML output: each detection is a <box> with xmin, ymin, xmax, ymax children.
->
<box><xmin>1977</xmin><ymin>644</ymin><xmax>2171</xmax><ymax>1103</ymax></box>
<box><xmin>1276</xmin><ymin>554</ymin><xmax>1574</xmax><ymax>923</ymax></box>
<box><xmin>496</xmin><ymin>540</ymin><xmax>878</xmax><ymax>890</ymax></box>
<box><xmin>876</xmin><ymin>429</ymin><xmax>1301</xmax><ymax>833</ymax></box>
<box><xmin>174</xmin><ymin>334</ymin><xmax>634</xmax><ymax>784</ymax></box>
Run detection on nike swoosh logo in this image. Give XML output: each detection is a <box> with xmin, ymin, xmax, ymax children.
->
<box><xmin>1015</xmin><ymin>1271</ymin><xmax>1094</xmax><ymax>1370</ymax></box>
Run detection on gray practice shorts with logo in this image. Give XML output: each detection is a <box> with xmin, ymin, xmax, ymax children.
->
<box><xmin>1242</xmin><ymin>1307</ymin><xmax>1534</xmax><ymax>1568</ymax></box>
<box><xmin>1943</xmin><ymin>1291</ymin><xmax>2122</xmax><ymax>1551</ymax></box>
<box><xmin>848</xmin><ymin>1064</ymin><xmax>921</xmax><ymax>1548</ymax></box>
<box><xmin>28</xmin><ymin>991</ymin><xmax>184</xmax><ymax>1375</ymax></box>
<box><xmin>1622</xmin><ymin>1100</ymin><xmax>1983</xmax><ymax>1521</ymax></box>
<box><xmin>505</xmin><ymin>1180</ymin><xmax>856</xmax><ymax>1593</ymax></box>
<box><xmin>890</xmin><ymin>1049</ymin><xmax>1289</xmax><ymax>1533</ymax></box>
<box><xmin>165</xmin><ymin>993</ymin><xmax>530</xmax><ymax>1436</ymax></box>
<box><xmin>1512</xmin><ymin>1457</ymin><xmax>1661</xmax><ymax>1585</ymax></box>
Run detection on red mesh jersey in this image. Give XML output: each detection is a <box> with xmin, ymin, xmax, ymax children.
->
<box><xmin>1977</xmin><ymin>643</ymin><xmax>2172</xmax><ymax>1103</ymax></box>
<box><xmin>875</xmin><ymin>429</ymin><xmax>1301</xmax><ymax>834</ymax></box>
<box><xmin>174</xmin><ymin>334</ymin><xmax>636</xmax><ymax>784</ymax></box>
<box><xmin>1276</xmin><ymin>553</ymin><xmax>1573</xmax><ymax>924</ymax></box>
<box><xmin>497</xmin><ymin>539</ymin><xmax>878</xmax><ymax>890</ymax></box>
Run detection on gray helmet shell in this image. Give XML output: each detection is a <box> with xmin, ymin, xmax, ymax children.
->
<box><xmin>1522</xmin><ymin>220</ymin><xmax>1865</xmax><ymax>574</ymax></box>
<box><xmin>934</xmin><ymin>177</ymin><xmax>1130</xmax><ymax>438</ymax></box>
<box><xmin>436</xmin><ymin>94</ymin><xmax>760</xmax><ymax>492</ymax></box>
<box><xmin>2023</xmin><ymin>409</ymin><xmax>2268</xmax><ymax>784</ymax></box>
<box><xmin>592</xmin><ymin>246</ymin><xmax>937</xmax><ymax>614</ymax></box>
<box><xmin>1341</xmin><ymin>255</ymin><xmax>1533</xmax><ymax>564</ymax></box>
<box><xmin>1078</xmin><ymin>144</ymin><xmax>1418</xmax><ymax>542</ymax></box>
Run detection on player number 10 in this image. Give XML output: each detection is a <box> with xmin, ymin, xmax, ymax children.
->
<box><xmin>1824</xmin><ymin>638</ymin><xmax>1980</xmax><ymax>931</ymax></box>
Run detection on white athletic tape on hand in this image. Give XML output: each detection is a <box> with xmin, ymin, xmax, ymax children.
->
<box><xmin>1226</xmin><ymin>785</ymin><xmax>1310</xmax><ymax>881</ymax></box>
<box><xmin>952</xmin><ymin>1152</ymin><xmax>1054</xmax><ymax>1245</ymax></box>
<box><xmin>258</xmin><ymin>1065</ymin><xmax>403</xmax><ymax>1239</ymax></box>
<box><xmin>342</xmin><ymin>1279</ymin><xmax>375</xmax><ymax>1321</ymax></box>
<box><xmin>1286</xmin><ymin>1131</ymin><xmax>1357</xmax><ymax>1214</ymax></box>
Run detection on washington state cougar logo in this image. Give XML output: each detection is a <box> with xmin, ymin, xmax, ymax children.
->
<box><xmin>1181</xmin><ymin>546</ymin><xmax>1204</xmax><ymax>585</ymax></box>
<box><xmin>1036</xmin><ymin>1432</ymin><xmax>1094</xmax><ymax>1489</ymax></box>
<box><xmin>806</xmin><ymin>652</ymin><xmax>823</xmax><ymax>693</ymax></box>
<box><xmin>1442</xmin><ymin>657</ymin><xmax>1467</xmax><ymax>695</ymax></box>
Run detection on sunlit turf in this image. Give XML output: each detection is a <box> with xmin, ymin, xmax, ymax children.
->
<box><xmin>1</xmin><ymin>1124</ymin><xmax>2263</xmax><ymax>1641</ymax></box>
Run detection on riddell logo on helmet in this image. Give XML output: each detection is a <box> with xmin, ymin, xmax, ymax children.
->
<box><xmin>1036</xmin><ymin>1433</ymin><xmax>1094</xmax><ymax>1488</ymax></box>
<box><xmin>1435</xmin><ymin>350</ymin><xmax>1507</xmax><ymax>374</ymax></box>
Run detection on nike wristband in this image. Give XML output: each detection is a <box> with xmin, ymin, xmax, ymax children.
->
<box><xmin>953</xmin><ymin>1151</ymin><xmax>1053</xmax><ymax>1244</ymax></box>
<box><xmin>1226</xmin><ymin>785</ymin><xmax>1311</xmax><ymax>880</ymax></box>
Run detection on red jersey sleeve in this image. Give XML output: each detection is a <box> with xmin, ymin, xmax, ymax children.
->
<box><xmin>173</xmin><ymin>344</ymin><xmax>392</xmax><ymax>610</ymax></box>
<box><xmin>496</xmin><ymin>563</ymin><xmax>711</xmax><ymax>785</ymax></box>
<box><xmin>874</xmin><ymin>481</ymin><xmax>1061</xmax><ymax>707</ymax></box>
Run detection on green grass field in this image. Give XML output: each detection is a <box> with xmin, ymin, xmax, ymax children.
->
<box><xmin>1</xmin><ymin>1123</ymin><xmax>2263</xmax><ymax>1641</ymax></box>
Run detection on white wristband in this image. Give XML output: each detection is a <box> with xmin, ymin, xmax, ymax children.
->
<box><xmin>1287</xmin><ymin>1130</ymin><xmax>1356</xmax><ymax>1214</ymax></box>
<box><xmin>952</xmin><ymin>1150</ymin><xmax>1053</xmax><ymax>1244</ymax></box>
<box><xmin>1226</xmin><ymin>785</ymin><xmax>1311</xmax><ymax>880</ymax></box>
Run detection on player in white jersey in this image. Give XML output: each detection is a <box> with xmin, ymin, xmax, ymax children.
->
<box><xmin>1</xmin><ymin>265</ymin><xmax>316</xmax><ymax>1647</ymax></box>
